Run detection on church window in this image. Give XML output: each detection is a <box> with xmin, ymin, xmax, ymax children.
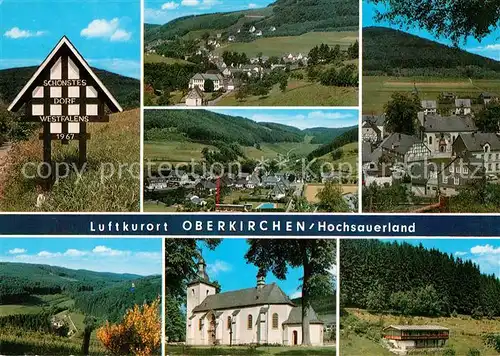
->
<box><xmin>247</xmin><ymin>314</ymin><xmax>253</xmax><ymax>329</ymax></box>
<box><xmin>429</xmin><ymin>136</ymin><xmax>432</xmax><ymax>145</ymax></box>
<box><xmin>272</xmin><ymin>313</ymin><xmax>279</xmax><ymax>329</ymax></box>
<box><xmin>191</xmin><ymin>289</ymin><xmax>194</xmax><ymax>296</ymax></box>
<box><xmin>199</xmin><ymin>318</ymin><xmax>203</xmax><ymax>330</ymax></box>
<box><xmin>227</xmin><ymin>316</ymin><xmax>231</xmax><ymax>329</ymax></box>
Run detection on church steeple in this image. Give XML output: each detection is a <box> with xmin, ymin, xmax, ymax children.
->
<box><xmin>197</xmin><ymin>256</ymin><xmax>210</xmax><ymax>282</ymax></box>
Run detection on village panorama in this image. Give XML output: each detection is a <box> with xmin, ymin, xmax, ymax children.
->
<box><xmin>143</xmin><ymin>0</ymin><xmax>359</xmax><ymax>106</ymax></box>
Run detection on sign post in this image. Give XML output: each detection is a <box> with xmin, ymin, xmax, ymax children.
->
<box><xmin>7</xmin><ymin>36</ymin><xmax>123</xmax><ymax>186</ymax></box>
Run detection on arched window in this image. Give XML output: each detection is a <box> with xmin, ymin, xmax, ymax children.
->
<box><xmin>485</xmin><ymin>144</ymin><xmax>491</xmax><ymax>153</ymax></box>
<box><xmin>199</xmin><ymin>318</ymin><xmax>203</xmax><ymax>330</ymax></box>
<box><xmin>429</xmin><ymin>136</ymin><xmax>432</xmax><ymax>145</ymax></box>
<box><xmin>247</xmin><ymin>314</ymin><xmax>253</xmax><ymax>329</ymax></box>
<box><xmin>272</xmin><ymin>313</ymin><xmax>279</xmax><ymax>329</ymax></box>
<box><xmin>227</xmin><ymin>316</ymin><xmax>231</xmax><ymax>330</ymax></box>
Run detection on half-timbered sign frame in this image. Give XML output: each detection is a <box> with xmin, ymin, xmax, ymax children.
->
<box><xmin>7</xmin><ymin>36</ymin><xmax>122</xmax><ymax>177</ymax></box>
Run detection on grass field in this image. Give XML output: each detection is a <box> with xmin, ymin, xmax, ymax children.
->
<box><xmin>166</xmin><ymin>345</ymin><xmax>336</xmax><ymax>355</ymax></box>
<box><xmin>243</xmin><ymin>141</ymin><xmax>321</xmax><ymax>160</ymax></box>
<box><xmin>145</xmin><ymin>140</ymin><xmax>214</xmax><ymax>163</ymax></box>
<box><xmin>143</xmin><ymin>200</ymin><xmax>179</xmax><ymax>212</ymax></box>
<box><xmin>341</xmin><ymin>308</ymin><xmax>500</xmax><ymax>355</ymax></box>
<box><xmin>304</xmin><ymin>184</ymin><xmax>358</xmax><ymax>203</ymax></box>
<box><xmin>216</xmin><ymin>80</ymin><xmax>358</xmax><ymax>106</ymax></box>
<box><xmin>214</xmin><ymin>31</ymin><xmax>358</xmax><ymax>57</ymax></box>
<box><xmin>319</xmin><ymin>142</ymin><xmax>359</xmax><ymax>174</ymax></box>
<box><xmin>0</xmin><ymin>294</ymin><xmax>73</xmax><ymax>316</ymax></box>
<box><xmin>0</xmin><ymin>109</ymin><xmax>141</xmax><ymax>212</ymax></box>
<box><xmin>144</xmin><ymin>53</ymin><xmax>193</xmax><ymax>65</ymax></box>
<box><xmin>363</xmin><ymin>76</ymin><xmax>500</xmax><ymax>114</ymax></box>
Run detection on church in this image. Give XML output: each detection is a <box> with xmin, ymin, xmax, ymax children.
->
<box><xmin>185</xmin><ymin>257</ymin><xmax>324</xmax><ymax>346</ymax></box>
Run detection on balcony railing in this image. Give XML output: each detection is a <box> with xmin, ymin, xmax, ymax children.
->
<box><xmin>385</xmin><ymin>334</ymin><xmax>449</xmax><ymax>341</ymax></box>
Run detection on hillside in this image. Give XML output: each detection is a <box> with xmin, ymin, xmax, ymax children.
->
<box><xmin>363</xmin><ymin>27</ymin><xmax>500</xmax><ymax>78</ymax></box>
<box><xmin>304</xmin><ymin>126</ymin><xmax>357</xmax><ymax>144</ymax></box>
<box><xmin>307</xmin><ymin>127</ymin><xmax>358</xmax><ymax>160</ymax></box>
<box><xmin>0</xmin><ymin>66</ymin><xmax>140</xmax><ymax>109</ymax></box>
<box><xmin>145</xmin><ymin>0</ymin><xmax>358</xmax><ymax>43</ymax></box>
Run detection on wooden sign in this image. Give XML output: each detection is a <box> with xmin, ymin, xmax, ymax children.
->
<box><xmin>7</xmin><ymin>36</ymin><xmax>122</xmax><ymax>173</ymax></box>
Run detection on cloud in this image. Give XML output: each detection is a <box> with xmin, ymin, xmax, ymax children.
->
<box><xmin>64</xmin><ymin>249</ymin><xmax>87</xmax><ymax>257</ymax></box>
<box><xmin>289</xmin><ymin>290</ymin><xmax>301</xmax><ymax>299</ymax></box>
<box><xmin>135</xmin><ymin>252</ymin><xmax>162</xmax><ymax>259</ymax></box>
<box><xmin>92</xmin><ymin>245</ymin><xmax>129</xmax><ymax>256</ymax></box>
<box><xmin>162</xmin><ymin>1</ymin><xmax>179</xmax><ymax>9</ymax></box>
<box><xmin>86</xmin><ymin>58</ymin><xmax>140</xmax><ymax>79</ymax></box>
<box><xmin>454</xmin><ymin>251</ymin><xmax>468</xmax><ymax>256</ymax></box>
<box><xmin>207</xmin><ymin>260</ymin><xmax>232</xmax><ymax>276</ymax></box>
<box><xmin>182</xmin><ymin>0</ymin><xmax>199</xmax><ymax>6</ymax></box>
<box><xmin>249</xmin><ymin>110</ymin><xmax>357</xmax><ymax>130</ymax></box>
<box><xmin>248</xmin><ymin>3</ymin><xmax>258</xmax><ymax>8</ymax></box>
<box><xmin>81</xmin><ymin>18</ymin><xmax>131</xmax><ymax>42</ymax></box>
<box><xmin>470</xmin><ymin>244</ymin><xmax>500</xmax><ymax>255</ymax></box>
<box><xmin>468</xmin><ymin>44</ymin><xmax>500</xmax><ymax>52</ymax></box>
<box><xmin>8</xmin><ymin>248</ymin><xmax>26</xmax><ymax>254</ymax></box>
<box><xmin>37</xmin><ymin>251</ymin><xmax>61</xmax><ymax>258</ymax></box>
<box><xmin>200</xmin><ymin>0</ymin><xmax>221</xmax><ymax>8</ymax></box>
<box><xmin>4</xmin><ymin>27</ymin><xmax>46</xmax><ymax>39</ymax></box>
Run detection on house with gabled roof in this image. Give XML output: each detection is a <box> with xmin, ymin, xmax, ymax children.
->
<box><xmin>186</xmin><ymin>258</ymin><xmax>324</xmax><ymax>346</ymax></box>
<box><xmin>380</xmin><ymin>133</ymin><xmax>430</xmax><ymax>163</ymax></box>
<box><xmin>383</xmin><ymin>325</ymin><xmax>449</xmax><ymax>352</ymax></box>
<box><xmin>421</xmin><ymin>100</ymin><xmax>437</xmax><ymax>115</ymax></box>
<box><xmin>189</xmin><ymin>73</ymin><xmax>225</xmax><ymax>91</ymax></box>
<box><xmin>453</xmin><ymin>132</ymin><xmax>500</xmax><ymax>175</ymax></box>
<box><xmin>419</xmin><ymin>114</ymin><xmax>477</xmax><ymax>157</ymax></box>
<box><xmin>362</xmin><ymin>115</ymin><xmax>385</xmax><ymax>143</ymax></box>
<box><xmin>454</xmin><ymin>98</ymin><xmax>472</xmax><ymax>115</ymax></box>
<box><xmin>185</xmin><ymin>86</ymin><xmax>205</xmax><ymax>106</ymax></box>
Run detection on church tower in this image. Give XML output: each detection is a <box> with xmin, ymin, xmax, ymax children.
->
<box><xmin>186</xmin><ymin>256</ymin><xmax>217</xmax><ymax>320</ymax></box>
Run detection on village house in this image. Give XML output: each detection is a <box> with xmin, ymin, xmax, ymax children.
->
<box><xmin>453</xmin><ymin>132</ymin><xmax>500</xmax><ymax>176</ymax></box>
<box><xmin>453</xmin><ymin>98</ymin><xmax>472</xmax><ymax>115</ymax></box>
<box><xmin>249</xmin><ymin>26</ymin><xmax>256</xmax><ymax>33</ymax></box>
<box><xmin>380</xmin><ymin>133</ymin><xmax>431</xmax><ymax>163</ymax></box>
<box><xmin>189</xmin><ymin>73</ymin><xmax>225</xmax><ymax>91</ymax></box>
<box><xmin>185</xmin><ymin>87</ymin><xmax>205</xmax><ymax>106</ymax></box>
<box><xmin>270</xmin><ymin>26</ymin><xmax>276</xmax><ymax>32</ymax></box>
<box><xmin>186</xmin><ymin>258</ymin><xmax>324</xmax><ymax>346</ymax></box>
<box><xmin>409</xmin><ymin>156</ymin><xmax>483</xmax><ymax>197</ymax></box>
<box><xmin>383</xmin><ymin>325</ymin><xmax>449</xmax><ymax>353</ymax></box>
<box><xmin>421</xmin><ymin>100</ymin><xmax>437</xmax><ymax>115</ymax></box>
<box><xmin>480</xmin><ymin>92</ymin><xmax>496</xmax><ymax>105</ymax></box>
<box><xmin>228</xmin><ymin>35</ymin><xmax>236</xmax><ymax>42</ymax></box>
<box><xmin>255</xmin><ymin>30</ymin><xmax>263</xmax><ymax>36</ymax></box>
<box><xmin>419</xmin><ymin>114</ymin><xmax>477</xmax><ymax>157</ymax></box>
<box><xmin>362</xmin><ymin>115</ymin><xmax>385</xmax><ymax>143</ymax></box>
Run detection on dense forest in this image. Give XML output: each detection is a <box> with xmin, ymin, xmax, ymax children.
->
<box><xmin>145</xmin><ymin>0</ymin><xmax>358</xmax><ymax>44</ymax></box>
<box><xmin>307</xmin><ymin>127</ymin><xmax>358</xmax><ymax>160</ymax></box>
<box><xmin>341</xmin><ymin>240</ymin><xmax>500</xmax><ymax>318</ymax></box>
<box><xmin>145</xmin><ymin>110</ymin><xmax>356</xmax><ymax>150</ymax></box>
<box><xmin>363</xmin><ymin>27</ymin><xmax>500</xmax><ymax>78</ymax></box>
<box><xmin>0</xmin><ymin>67</ymin><xmax>140</xmax><ymax>109</ymax></box>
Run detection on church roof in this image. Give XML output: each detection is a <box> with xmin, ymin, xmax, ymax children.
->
<box><xmin>283</xmin><ymin>306</ymin><xmax>324</xmax><ymax>325</ymax></box>
<box><xmin>192</xmin><ymin>283</ymin><xmax>294</xmax><ymax>312</ymax></box>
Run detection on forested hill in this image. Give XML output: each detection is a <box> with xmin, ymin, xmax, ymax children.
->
<box><xmin>0</xmin><ymin>66</ymin><xmax>140</xmax><ymax>109</ymax></box>
<box><xmin>307</xmin><ymin>127</ymin><xmax>358</xmax><ymax>160</ymax></box>
<box><xmin>363</xmin><ymin>27</ymin><xmax>500</xmax><ymax>77</ymax></box>
<box><xmin>341</xmin><ymin>240</ymin><xmax>500</xmax><ymax>318</ymax></box>
<box><xmin>74</xmin><ymin>275</ymin><xmax>161</xmax><ymax>323</ymax></box>
<box><xmin>0</xmin><ymin>262</ymin><xmax>141</xmax><ymax>303</ymax></box>
<box><xmin>145</xmin><ymin>0</ymin><xmax>358</xmax><ymax>43</ymax></box>
<box><xmin>144</xmin><ymin>109</ymin><xmax>354</xmax><ymax>147</ymax></box>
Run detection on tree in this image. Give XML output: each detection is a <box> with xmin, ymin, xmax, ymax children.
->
<box><xmin>204</xmin><ymin>79</ymin><xmax>215</xmax><ymax>92</ymax></box>
<box><xmin>166</xmin><ymin>296</ymin><xmax>185</xmax><ymax>342</ymax></box>
<box><xmin>245</xmin><ymin>239</ymin><xmax>336</xmax><ymax>346</ymax></box>
<box><xmin>367</xmin><ymin>0</ymin><xmax>500</xmax><ymax>44</ymax></box>
<box><xmin>235</xmin><ymin>88</ymin><xmax>248</xmax><ymax>102</ymax></box>
<box><xmin>316</xmin><ymin>181</ymin><xmax>350</xmax><ymax>212</ymax></box>
<box><xmin>81</xmin><ymin>316</ymin><xmax>98</xmax><ymax>354</ymax></box>
<box><xmin>474</xmin><ymin>102</ymin><xmax>500</xmax><ymax>133</ymax></box>
<box><xmin>97</xmin><ymin>298</ymin><xmax>161</xmax><ymax>356</ymax></box>
<box><xmin>384</xmin><ymin>92</ymin><xmax>421</xmax><ymax>135</ymax></box>
<box><xmin>279</xmin><ymin>76</ymin><xmax>288</xmax><ymax>92</ymax></box>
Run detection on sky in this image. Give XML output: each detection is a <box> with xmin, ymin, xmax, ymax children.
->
<box><xmin>387</xmin><ymin>239</ymin><xmax>500</xmax><ymax>277</ymax></box>
<box><xmin>145</xmin><ymin>0</ymin><xmax>274</xmax><ymax>25</ymax></box>
<box><xmin>0</xmin><ymin>0</ymin><xmax>140</xmax><ymax>78</ymax></box>
<box><xmin>209</xmin><ymin>109</ymin><xmax>359</xmax><ymax>130</ymax></box>
<box><xmin>363</xmin><ymin>1</ymin><xmax>500</xmax><ymax>61</ymax></box>
<box><xmin>0</xmin><ymin>238</ymin><xmax>162</xmax><ymax>276</ymax></box>
<box><xmin>197</xmin><ymin>239</ymin><xmax>337</xmax><ymax>299</ymax></box>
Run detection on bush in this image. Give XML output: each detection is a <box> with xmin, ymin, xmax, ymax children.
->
<box><xmin>443</xmin><ymin>348</ymin><xmax>456</xmax><ymax>356</ymax></box>
<box><xmin>484</xmin><ymin>334</ymin><xmax>500</xmax><ymax>352</ymax></box>
<box><xmin>467</xmin><ymin>348</ymin><xmax>480</xmax><ymax>356</ymax></box>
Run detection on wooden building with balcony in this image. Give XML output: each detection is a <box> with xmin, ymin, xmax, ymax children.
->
<box><xmin>383</xmin><ymin>325</ymin><xmax>450</xmax><ymax>352</ymax></box>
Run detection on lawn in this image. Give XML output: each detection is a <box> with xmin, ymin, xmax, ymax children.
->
<box><xmin>214</xmin><ymin>31</ymin><xmax>358</xmax><ymax>57</ymax></box>
<box><xmin>216</xmin><ymin>80</ymin><xmax>358</xmax><ymax>106</ymax></box>
<box><xmin>0</xmin><ymin>294</ymin><xmax>73</xmax><ymax>316</ymax></box>
<box><xmin>143</xmin><ymin>200</ymin><xmax>179</xmax><ymax>212</ymax></box>
<box><xmin>243</xmin><ymin>141</ymin><xmax>321</xmax><ymax>160</ymax></box>
<box><xmin>342</xmin><ymin>308</ymin><xmax>500</xmax><ymax>355</ymax></box>
<box><xmin>363</xmin><ymin>76</ymin><xmax>500</xmax><ymax>114</ymax></box>
<box><xmin>319</xmin><ymin>141</ymin><xmax>359</xmax><ymax>175</ymax></box>
<box><xmin>0</xmin><ymin>109</ymin><xmax>141</xmax><ymax>212</ymax></box>
<box><xmin>166</xmin><ymin>345</ymin><xmax>336</xmax><ymax>355</ymax></box>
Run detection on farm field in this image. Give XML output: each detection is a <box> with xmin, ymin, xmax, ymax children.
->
<box><xmin>144</xmin><ymin>53</ymin><xmax>193</xmax><ymax>65</ymax></box>
<box><xmin>215</xmin><ymin>31</ymin><xmax>358</xmax><ymax>57</ymax></box>
<box><xmin>217</xmin><ymin>80</ymin><xmax>358</xmax><ymax>106</ymax></box>
<box><xmin>0</xmin><ymin>109</ymin><xmax>141</xmax><ymax>212</ymax></box>
<box><xmin>143</xmin><ymin>201</ymin><xmax>178</xmax><ymax>212</ymax></box>
<box><xmin>341</xmin><ymin>308</ymin><xmax>500</xmax><ymax>355</ymax></box>
<box><xmin>0</xmin><ymin>294</ymin><xmax>73</xmax><ymax>317</ymax></box>
<box><xmin>145</xmin><ymin>140</ymin><xmax>213</xmax><ymax>163</ymax></box>
<box><xmin>304</xmin><ymin>183</ymin><xmax>358</xmax><ymax>203</ymax></box>
<box><xmin>363</xmin><ymin>76</ymin><xmax>500</xmax><ymax>114</ymax></box>
<box><xmin>166</xmin><ymin>345</ymin><xmax>336</xmax><ymax>355</ymax></box>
